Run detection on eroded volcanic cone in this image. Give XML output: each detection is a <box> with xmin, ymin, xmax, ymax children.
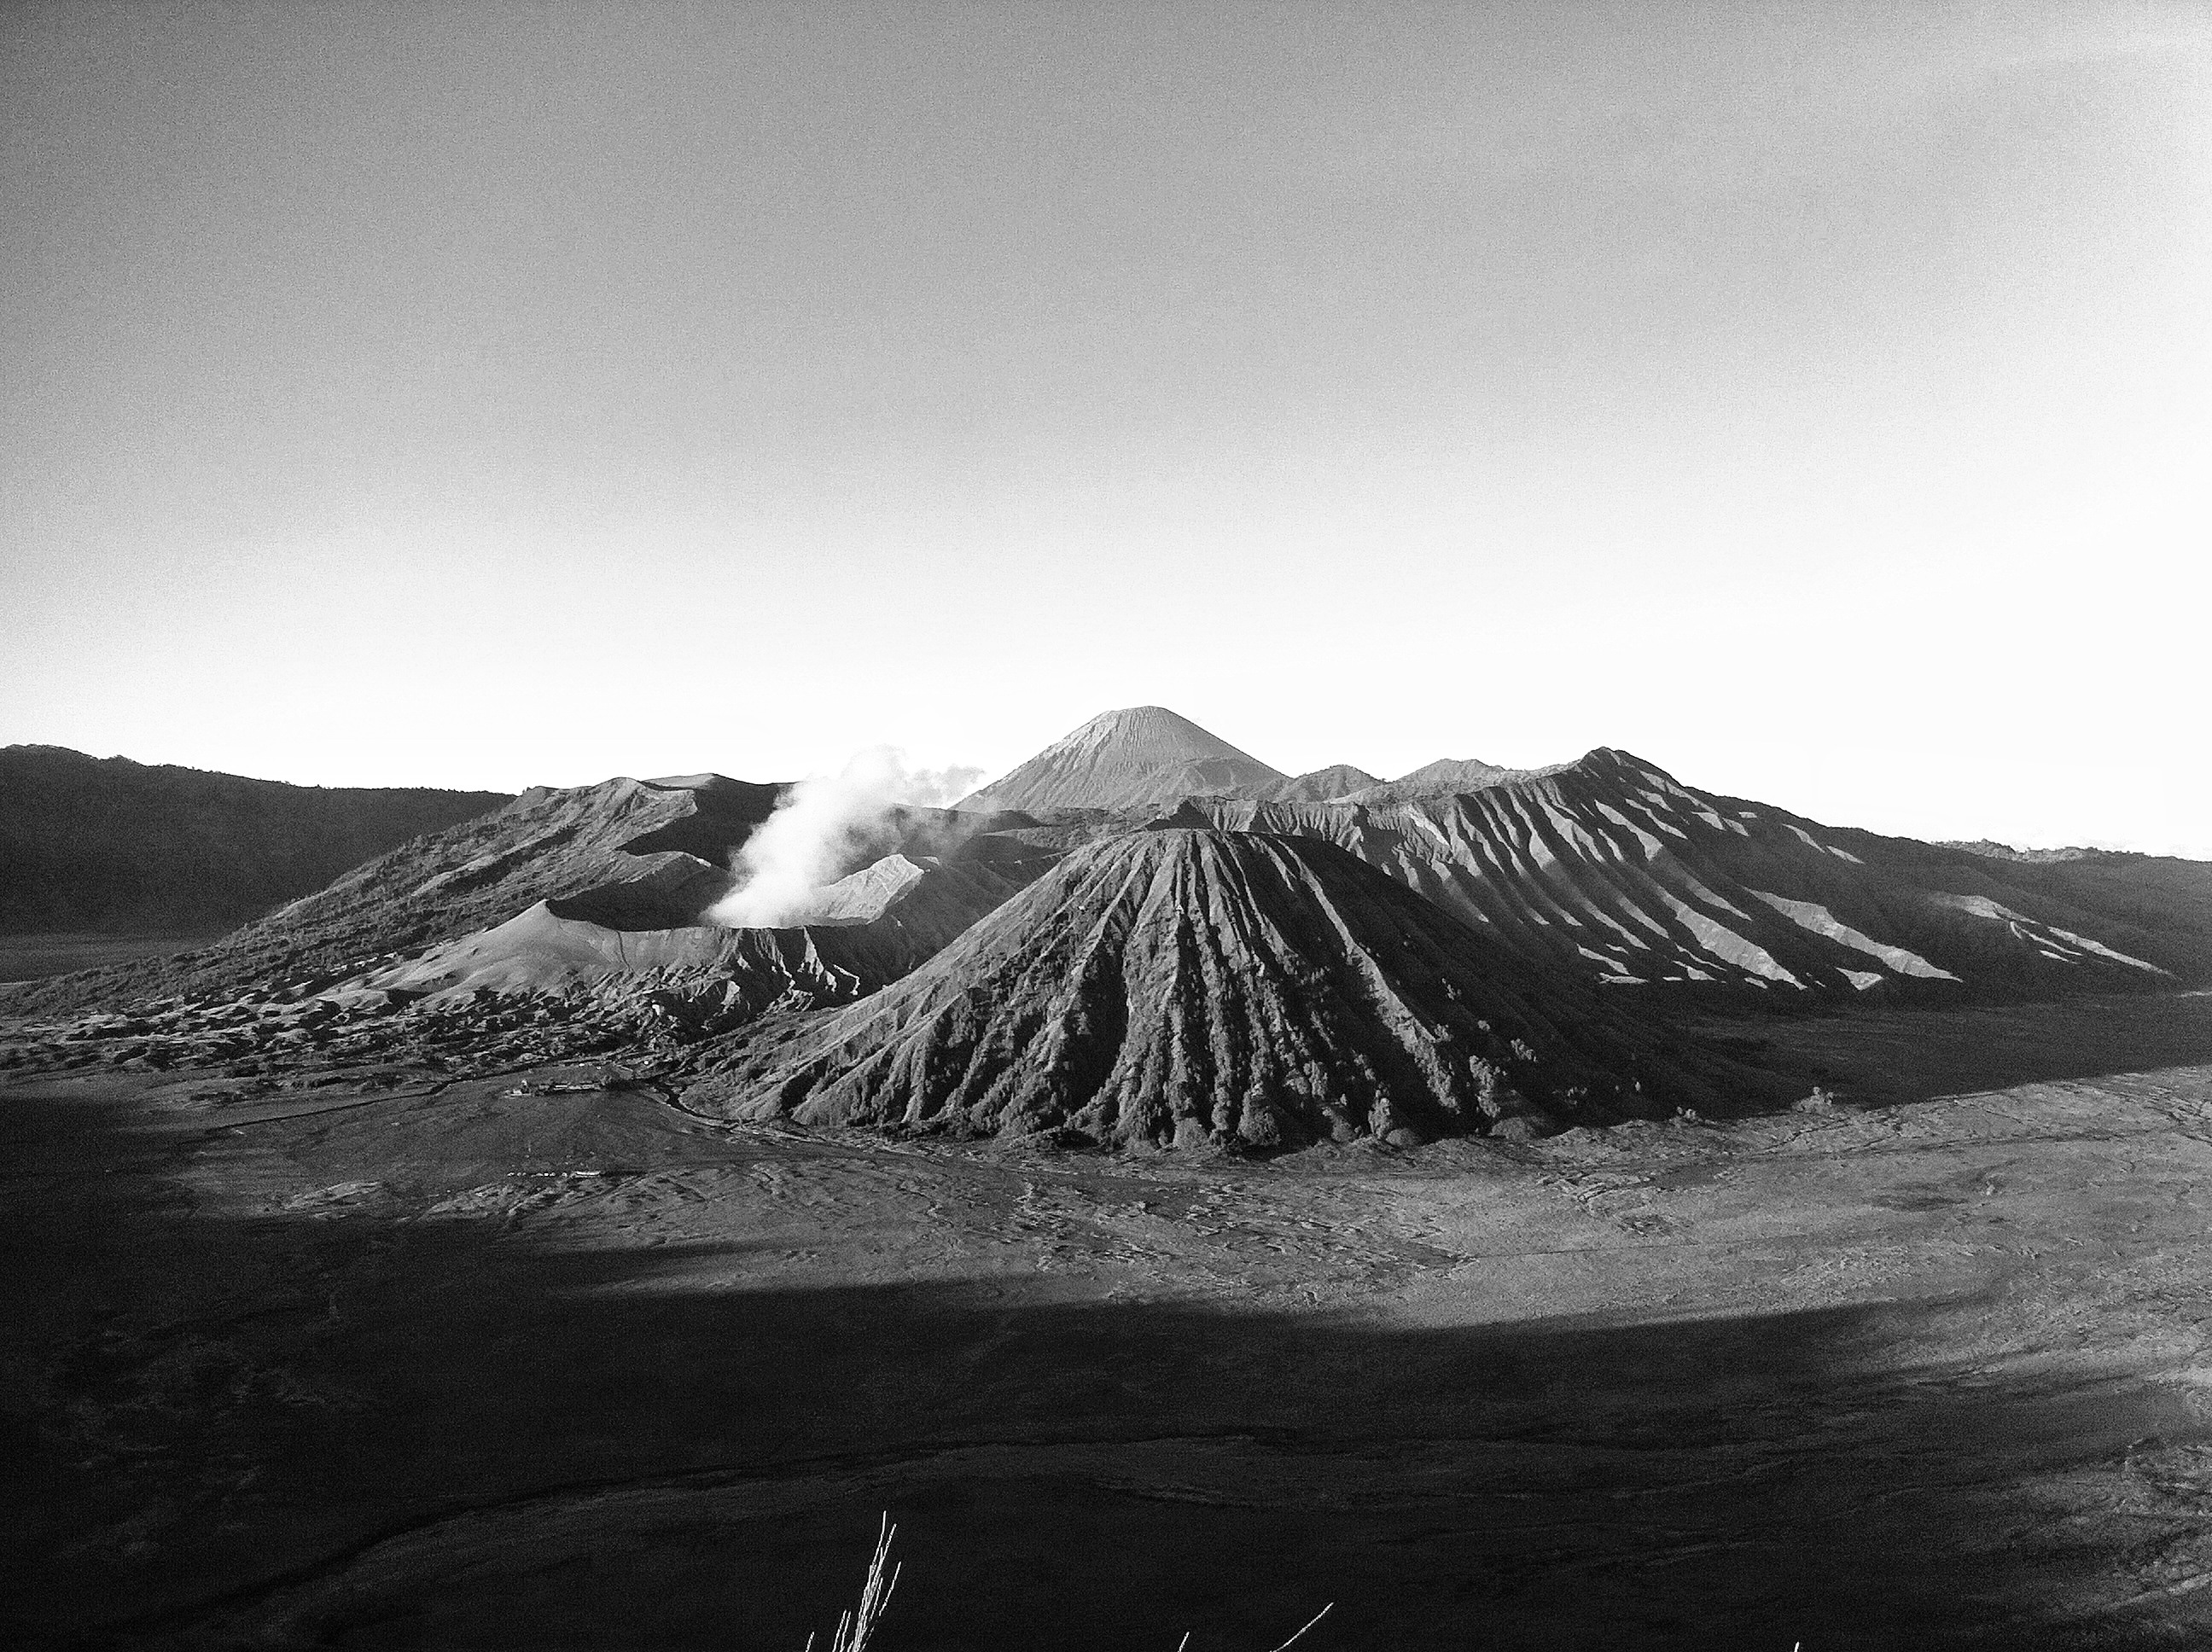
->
<box><xmin>690</xmin><ymin>827</ymin><xmax>1766</xmax><ymax>1149</ymax></box>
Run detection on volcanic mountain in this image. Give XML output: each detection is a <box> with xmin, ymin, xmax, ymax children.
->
<box><xmin>1340</xmin><ymin>755</ymin><xmax>1569</xmax><ymax>806</ymax></box>
<box><xmin>956</xmin><ymin>707</ymin><xmax>1285</xmax><ymax>813</ymax></box>
<box><xmin>948</xmin><ymin>708</ymin><xmax>2211</xmax><ymax>999</ymax></box>
<box><xmin>12</xmin><ymin>707</ymin><xmax>2210</xmax><ymax>1122</ymax></box>
<box><xmin>358</xmin><ymin>831</ymin><xmax>1050</xmax><ymax>1040</ymax></box>
<box><xmin>3</xmin><ymin>772</ymin><xmax>778</xmax><ymax>1013</ymax></box>
<box><xmin>1266</xmin><ymin>765</ymin><xmax>1382</xmax><ymax>803</ymax></box>
<box><xmin>689</xmin><ymin>827</ymin><xmax>1779</xmax><ymax>1149</ymax></box>
<box><xmin>7</xmin><ymin>766</ymin><xmax>1068</xmax><ymax>1059</ymax></box>
<box><xmin>1200</xmin><ymin>747</ymin><xmax>2212</xmax><ymax>997</ymax></box>
<box><xmin>0</xmin><ymin>746</ymin><xmax>509</xmax><ymax>934</ymax></box>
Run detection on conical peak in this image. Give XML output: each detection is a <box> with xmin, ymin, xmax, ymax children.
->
<box><xmin>697</xmin><ymin>812</ymin><xmax>1754</xmax><ymax>1151</ymax></box>
<box><xmin>956</xmin><ymin>707</ymin><xmax>1284</xmax><ymax>814</ymax></box>
<box><xmin>1055</xmin><ymin>706</ymin><xmax>1270</xmax><ymax>765</ymax></box>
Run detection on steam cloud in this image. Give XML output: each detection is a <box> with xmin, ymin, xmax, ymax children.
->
<box><xmin>707</xmin><ymin>747</ymin><xmax>984</xmax><ymax>929</ymax></box>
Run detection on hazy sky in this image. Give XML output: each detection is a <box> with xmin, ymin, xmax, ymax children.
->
<box><xmin>6</xmin><ymin>2</ymin><xmax>2208</xmax><ymax>853</ymax></box>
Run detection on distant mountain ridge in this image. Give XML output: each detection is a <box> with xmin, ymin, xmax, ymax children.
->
<box><xmin>1201</xmin><ymin>746</ymin><xmax>2212</xmax><ymax>998</ymax></box>
<box><xmin>3</xmin><ymin>773</ymin><xmax>782</xmax><ymax>1012</ymax></box>
<box><xmin>0</xmin><ymin>746</ymin><xmax>509</xmax><ymax>935</ymax></box>
<box><xmin>957</xmin><ymin>708</ymin><xmax>1564</xmax><ymax>814</ymax></box>
<box><xmin>10</xmin><ymin>708</ymin><xmax>2212</xmax><ymax>1160</ymax></box>
<box><xmin>1267</xmin><ymin>765</ymin><xmax>1381</xmax><ymax>803</ymax></box>
<box><xmin>1942</xmin><ymin>840</ymin><xmax>2105</xmax><ymax>864</ymax></box>
<box><xmin>3</xmin><ymin>770</ymin><xmax>1066</xmax><ymax>1023</ymax></box>
<box><xmin>11</xmin><ymin>709</ymin><xmax>2209</xmax><ymax>1086</ymax></box>
<box><xmin>1342</xmin><ymin>756</ymin><xmax>1571</xmax><ymax>805</ymax></box>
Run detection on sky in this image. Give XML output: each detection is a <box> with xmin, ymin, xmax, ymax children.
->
<box><xmin>5</xmin><ymin>1</ymin><xmax>2209</xmax><ymax>854</ymax></box>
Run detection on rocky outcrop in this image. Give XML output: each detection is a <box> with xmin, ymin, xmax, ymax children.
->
<box><xmin>1941</xmin><ymin>840</ymin><xmax>2098</xmax><ymax>864</ymax></box>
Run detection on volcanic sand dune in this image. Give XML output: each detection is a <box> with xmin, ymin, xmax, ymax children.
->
<box><xmin>691</xmin><ymin>828</ymin><xmax>1781</xmax><ymax>1148</ymax></box>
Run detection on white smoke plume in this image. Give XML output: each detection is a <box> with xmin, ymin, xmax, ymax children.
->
<box><xmin>707</xmin><ymin>747</ymin><xmax>984</xmax><ymax>929</ymax></box>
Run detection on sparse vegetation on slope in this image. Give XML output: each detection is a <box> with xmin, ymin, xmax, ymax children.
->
<box><xmin>804</xmin><ymin>1519</ymin><xmax>1335</xmax><ymax>1652</ymax></box>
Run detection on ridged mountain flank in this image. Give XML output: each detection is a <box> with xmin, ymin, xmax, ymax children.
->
<box><xmin>1200</xmin><ymin>748</ymin><xmax>2212</xmax><ymax>995</ymax></box>
<box><xmin>7</xmin><ymin>773</ymin><xmax>783</xmax><ymax>1014</ymax></box>
<box><xmin>956</xmin><ymin>707</ymin><xmax>1284</xmax><ymax>814</ymax></box>
<box><xmin>1266</xmin><ymin>765</ymin><xmax>1382</xmax><ymax>803</ymax></box>
<box><xmin>688</xmin><ymin>827</ymin><xmax>1773</xmax><ymax>1149</ymax></box>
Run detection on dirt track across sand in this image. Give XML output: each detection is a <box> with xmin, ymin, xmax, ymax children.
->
<box><xmin>6</xmin><ymin>994</ymin><xmax>2212</xmax><ymax>1649</ymax></box>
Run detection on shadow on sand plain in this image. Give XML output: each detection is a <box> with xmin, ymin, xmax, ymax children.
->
<box><xmin>2</xmin><ymin>1082</ymin><xmax>2206</xmax><ymax>1652</ymax></box>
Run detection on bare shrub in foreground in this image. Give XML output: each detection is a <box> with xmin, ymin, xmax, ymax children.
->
<box><xmin>804</xmin><ymin>1515</ymin><xmax>900</xmax><ymax>1652</ymax></box>
<box><xmin>802</xmin><ymin>1516</ymin><xmax>1335</xmax><ymax>1650</ymax></box>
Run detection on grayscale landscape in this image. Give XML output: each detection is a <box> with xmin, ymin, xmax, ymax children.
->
<box><xmin>8</xmin><ymin>707</ymin><xmax>2212</xmax><ymax>1648</ymax></box>
<box><xmin>7</xmin><ymin>4</ymin><xmax>2208</xmax><ymax>1648</ymax></box>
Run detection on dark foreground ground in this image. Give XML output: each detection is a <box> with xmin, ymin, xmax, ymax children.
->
<box><xmin>6</xmin><ymin>993</ymin><xmax>2212</xmax><ymax>1651</ymax></box>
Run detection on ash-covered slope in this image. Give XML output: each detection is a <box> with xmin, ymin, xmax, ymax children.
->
<box><xmin>0</xmin><ymin>745</ymin><xmax>509</xmax><ymax>934</ymax></box>
<box><xmin>6</xmin><ymin>774</ymin><xmax>784</xmax><ymax>1015</ymax></box>
<box><xmin>689</xmin><ymin>828</ymin><xmax>1775</xmax><ymax>1149</ymax></box>
<box><xmin>4</xmin><ymin>771</ymin><xmax>1062</xmax><ymax>1076</ymax></box>
<box><xmin>1344</xmin><ymin>756</ymin><xmax>1570</xmax><ymax>806</ymax></box>
<box><xmin>1201</xmin><ymin>750</ymin><xmax>2212</xmax><ymax>996</ymax></box>
<box><xmin>357</xmin><ymin>845</ymin><xmax>1047</xmax><ymax>1041</ymax></box>
<box><xmin>1266</xmin><ymin>765</ymin><xmax>1381</xmax><ymax>803</ymax></box>
<box><xmin>957</xmin><ymin>707</ymin><xmax>1284</xmax><ymax>813</ymax></box>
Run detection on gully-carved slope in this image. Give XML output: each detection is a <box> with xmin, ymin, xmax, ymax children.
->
<box><xmin>1200</xmin><ymin>748</ymin><xmax>2209</xmax><ymax>998</ymax></box>
<box><xmin>690</xmin><ymin>827</ymin><xmax>1777</xmax><ymax>1148</ymax></box>
<box><xmin>4</xmin><ymin>774</ymin><xmax>784</xmax><ymax>1015</ymax></box>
